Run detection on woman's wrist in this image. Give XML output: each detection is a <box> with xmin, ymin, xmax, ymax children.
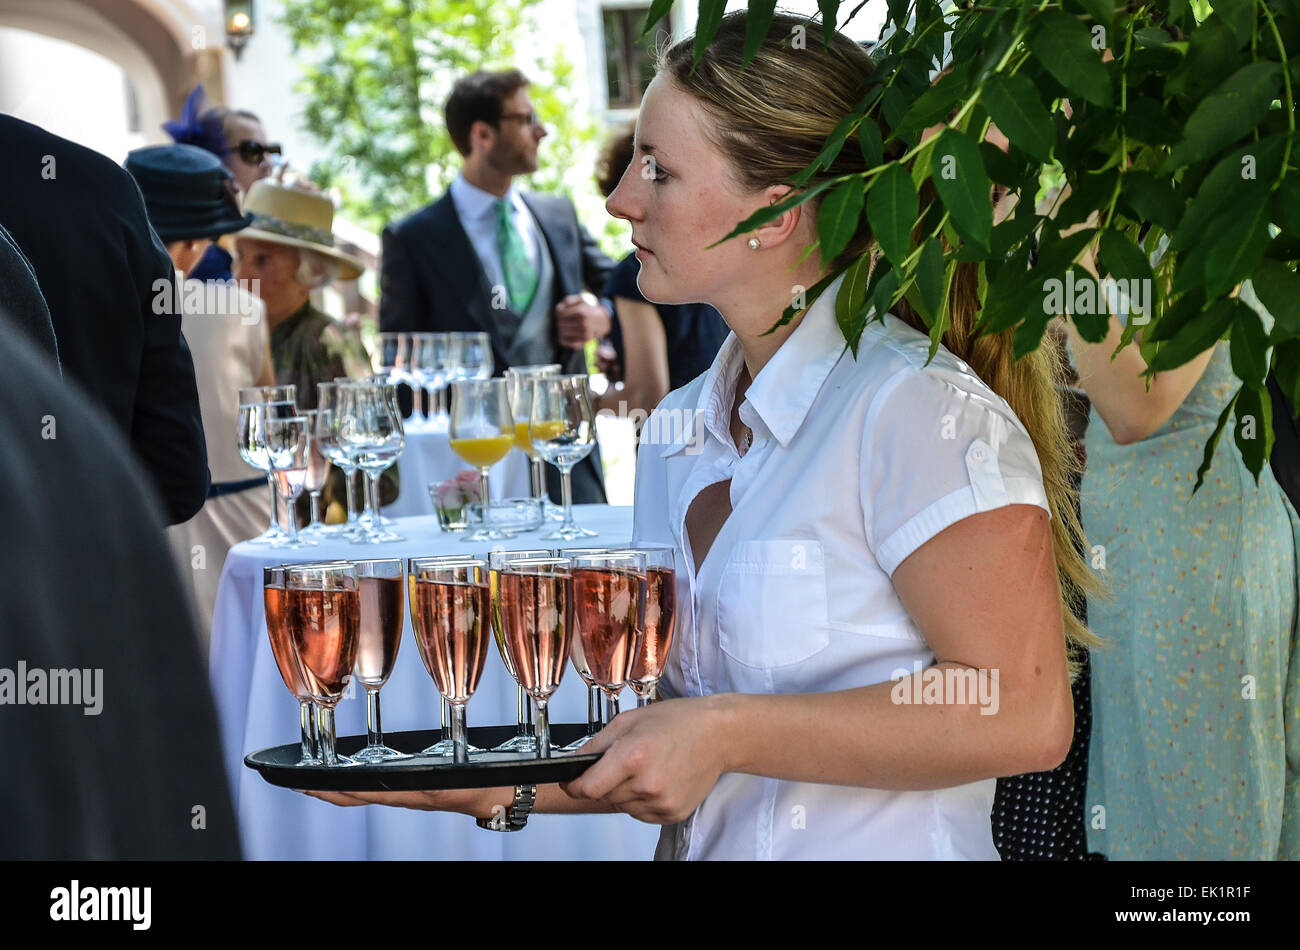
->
<box><xmin>702</xmin><ymin>692</ymin><xmax>747</xmax><ymax>775</ymax></box>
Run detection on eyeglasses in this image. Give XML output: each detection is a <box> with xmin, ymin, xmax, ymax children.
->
<box><xmin>497</xmin><ymin>111</ymin><xmax>541</xmax><ymax>128</ymax></box>
<box><xmin>226</xmin><ymin>139</ymin><xmax>283</xmax><ymax>164</ymax></box>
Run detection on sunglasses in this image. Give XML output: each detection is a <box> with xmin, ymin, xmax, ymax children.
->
<box><xmin>497</xmin><ymin>111</ymin><xmax>541</xmax><ymax>128</ymax></box>
<box><xmin>226</xmin><ymin>139</ymin><xmax>283</xmax><ymax>164</ymax></box>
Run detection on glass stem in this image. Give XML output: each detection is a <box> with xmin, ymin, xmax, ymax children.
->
<box><xmin>441</xmin><ymin>698</ymin><xmax>451</xmax><ymax>742</ymax></box>
<box><xmin>266</xmin><ymin>474</ymin><xmax>280</xmax><ymax>533</ymax></box>
<box><xmin>560</xmin><ymin>465</ymin><xmax>574</xmax><ymax>529</ymax></box>
<box><xmin>479</xmin><ymin>466</ymin><xmax>492</xmax><ymax>521</ymax></box>
<box><xmin>530</xmin><ymin>457</ymin><xmax>546</xmax><ymax>502</ymax></box>
<box><xmin>367</xmin><ymin>472</ymin><xmax>382</xmax><ymax>523</ymax></box>
<box><xmin>451</xmin><ymin>703</ymin><xmax>469</xmax><ymax>764</ymax></box>
<box><xmin>308</xmin><ymin>491</ymin><xmax>324</xmax><ymax>528</ymax></box>
<box><xmin>587</xmin><ymin>684</ymin><xmax>600</xmax><ymax>735</ymax></box>
<box><xmin>366</xmin><ymin>688</ymin><xmax>382</xmax><ymax>748</ymax></box>
<box><xmin>344</xmin><ymin>467</ymin><xmax>359</xmax><ymax>525</ymax></box>
<box><xmin>283</xmin><ymin>496</ymin><xmax>299</xmax><ymax>543</ymax></box>
<box><xmin>636</xmin><ymin>693</ymin><xmax>649</xmax><ymax>709</ymax></box>
<box><xmin>535</xmin><ymin>698</ymin><xmax>551</xmax><ymax>758</ymax></box>
<box><xmin>316</xmin><ymin>705</ymin><xmax>339</xmax><ymax>766</ymax></box>
<box><xmin>515</xmin><ymin>685</ymin><xmax>528</xmax><ymax>738</ymax></box>
<box><xmin>298</xmin><ymin>699</ymin><xmax>316</xmax><ymax>763</ymax></box>
<box><xmin>604</xmin><ymin>692</ymin><xmax>619</xmax><ymax>722</ymax></box>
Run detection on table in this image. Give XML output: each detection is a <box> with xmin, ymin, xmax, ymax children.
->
<box><xmin>209</xmin><ymin>504</ymin><xmax>662</xmax><ymax>859</ymax></box>
<box><xmin>385</xmin><ymin>417</ymin><xmax>532</xmax><ymax>518</ymax></box>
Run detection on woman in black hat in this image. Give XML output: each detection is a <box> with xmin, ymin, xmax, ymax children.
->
<box><xmin>126</xmin><ymin>143</ymin><xmax>274</xmax><ymax>649</ymax></box>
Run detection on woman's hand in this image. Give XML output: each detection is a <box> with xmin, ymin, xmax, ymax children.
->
<box><xmin>301</xmin><ymin>785</ymin><xmax>513</xmax><ymax>820</ymax></box>
<box><xmin>560</xmin><ymin>695</ymin><xmax>733</xmax><ymax>825</ymax></box>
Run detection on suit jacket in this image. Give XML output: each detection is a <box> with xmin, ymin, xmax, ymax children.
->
<box><xmin>0</xmin><ymin>309</ymin><xmax>239</xmax><ymax>858</ymax></box>
<box><xmin>0</xmin><ymin>114</ymin><xmax>209</xmax><ymax>524</ymax></box>
<box><xmin>0</xmin><ymin>222</ymin><xmax>59</xmax><ymax>369</ymax></box>
<box><xmin>380</xmin><ymin>187</ymin><xmax>614</xmax><ymax>502</ymax></box>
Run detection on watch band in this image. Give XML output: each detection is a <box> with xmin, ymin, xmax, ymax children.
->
<box><xmin>476</xmin><ymin>784</ymin><xmax>537</xmax><ymax>832</ymax></box>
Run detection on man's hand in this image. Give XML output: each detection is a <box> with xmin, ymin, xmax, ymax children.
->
<box><xmin>555</xmin><ymin>294</ymin><xmax>612</xmax><ymax>348</ymax></box>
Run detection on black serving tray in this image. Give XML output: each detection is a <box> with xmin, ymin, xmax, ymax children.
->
<box><xmin>245</xmin><ymin>724</ymin><xmax>601</xmax><ymax>791</ymax></box>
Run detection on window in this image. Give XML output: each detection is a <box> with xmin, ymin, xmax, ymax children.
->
<box><xmin>603</xmin><ymin>6</ymin><xmax>669</xmax><ymax>109</ymax></box>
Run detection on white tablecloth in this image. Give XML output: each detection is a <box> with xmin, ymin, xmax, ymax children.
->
<box><xmin>386</xmin><ymin>417</ymin><xmax>532</xmax><ymax>518</ymax></box>
<box><xmin>209</xmin><ymin>505</ymin><xmax>662</xmax><ymax>859</ymax></box>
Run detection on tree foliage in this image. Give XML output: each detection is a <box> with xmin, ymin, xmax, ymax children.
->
<box><xmin>659</xmin><ymin>0</ymin><xmax>1299</xmax><ymax>488</ymax></box>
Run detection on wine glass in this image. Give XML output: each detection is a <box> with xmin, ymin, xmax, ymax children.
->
<box><xmin>531</xmin><ymin>375</ymin><xmax>598</xmax><ymax>540</ymax></box>
<box><xmin>298</xmin><ymin>409</ymin><xmax>332</xmax><ymax>539</ymax></box>
<box><xmin>453</xmin><ymin>331</ymin><xmax>493</xmax><ymax>380</ymax></box>
<box><xmin>449</xmin><ymin>378</ymin><xmax>515</xmax><ymax>542</ymax></box>
<box><xmin>405</xmin><ymin>334</ymin><xmax>432</xmax><ymax>430</ymax></box>
<box><xmin>352</xmin><ymin>558</ymin><xmax>410</xmax><ymax>762</ymax></box>
<box><xmin>286</xmin><ymin>562</ymin><xmax>361</xmax><ymax>767</ymax></box>
<box><xmin>557</xmin><ymin>546</ymin><xmax>615</xmax><ymax>750</ymax></box>
<box><xmin>626</xmin><ymin>546</ymin><xmax>677</xmax><ymax>707</ymax></box>
<box><xmin>263</xmin><ymin>412</ymin><xmax>316</xmax><ymax>549</ymax></box>
<box><xmin>237</xmin><ymin>385</ymin><xmax>297</xmax><ymax>544</ymax></box>
<box><xmin>408</xmin><ymin>557</ymin><xmax>491</xmax><ymax>764</ymax></box>
<box><xmin>571</xmin><ymin>551</ymin><xmax>645</xmax><ymax>722</ymax></box>
<box><xmin>315</xmin><ymin>383</ymin><xmax>364</xmax><ymax>540</ymax></box>
<box><xmin>496</xmin><ymin>556</ymin><xmax>573</xmax><ymax>757</ymax></box>
<box><xmin>338</xmin><ymin>381</ymin><xmax>405</xmax><ymax>543</ymax></box>
<box><xmin>263</xmin><ymin>565</ymin><xmax>318</xmax><ymax>765</ymax></box>
<box><xmin>412</xmin><ymin>333</ymin><xmax>452</xmax><ymax>429</ymax></box>
<box><xmin>375</xmin><ymin>332</ymin><xmax>410</xmax><ymax>387</ymax></box>
<box><xmin>489</xmin><ymin>548</ymin><xmax>552</xmax><ymax>753</ymax></box>
<box><xmin>505</xmin><ymin>364</ymin><xmax>563</xmax><ymax>520</ymax></box>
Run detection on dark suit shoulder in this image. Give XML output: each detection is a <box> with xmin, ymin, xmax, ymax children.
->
<box><xmin>520</xmin><ymin>190</ymin><xmax>578</xmax><ymax>220</ymax></box>
<box><xmin>386</xmin><ymin>192</ymin><xmax>455</xmax><ymax>239</ymax></box>
<box><xmin>0</xmin><ymin>114</ymin><xmax>142</xmax><ymax>210</ymax></box>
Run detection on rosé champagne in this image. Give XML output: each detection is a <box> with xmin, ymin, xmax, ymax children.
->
<box><xmin>265</xmin><ymin>583</ymin><xmax>310</xmax><ymax>698</ymax></box>
<box><xmin>489</xmin><ymin>567</ymin><xmax>518</xmax><ymax>679</ymax></box>
<box><xmin>356</xmin><ymin>575</ymin><xmax>403</xmax><ymax>685</ymax></box>
<box><xmin>412</xmin><ymin>578</ymin><xmax>490</xmax><ymax>704</ymax></box>
<box><xmin>288</xmin><ymin>586</ymin><xmax>360</xmax><ymax>705</ymax></box>
<box><xmin>629</xmin><ymin>567</ymin><xmax>676</xmax><ymax>694</ymax></box>
<box><xmin>572</xmin><ymin>567</ymin><xmax>642</xmax><ymax>690</ymax></box>
<box><xmin>499</xmin><ymin>569</ymin><xmax>571</xmax><ymax>699</ymax></box>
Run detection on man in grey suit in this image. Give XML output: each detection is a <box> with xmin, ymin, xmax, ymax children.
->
<box><xmin>380</xmin><ymin>69</ymin><xmax>613</xmax><ymax>503</ymax></box>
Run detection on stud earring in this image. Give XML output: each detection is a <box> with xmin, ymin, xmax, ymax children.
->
<box><xmin>748</xmin><ymin>237</ymin><xmax>761</xmax><ymax>250</ymax></box>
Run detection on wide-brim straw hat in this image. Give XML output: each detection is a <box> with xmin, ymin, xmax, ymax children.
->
<box><xmin>234</xmin><ymin>179</ymin><xmax>365</xmax><ymax>280</ymax></box>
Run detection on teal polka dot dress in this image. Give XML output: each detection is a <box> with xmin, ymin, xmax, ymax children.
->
<box><xmin>1082</xmin><ymin>339</ymin><xmax>1300</xmax><ymax>860</ymax></box>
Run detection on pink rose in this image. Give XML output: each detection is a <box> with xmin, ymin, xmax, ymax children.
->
<box><xmin>435</xmin><ymin>478</ymin><xmax>461</xmax><ymax>510</ymax></box>
<box><xmin>455</xmin><ymin>468</ymin><xmax>483</xmax><ymax>502</ymax></box>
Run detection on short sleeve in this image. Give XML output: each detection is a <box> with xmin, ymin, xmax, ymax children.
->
<box><xmin>860</xmin><ymin>365</ymin><xmax>1051</xmax><ymax>577</ymax></box>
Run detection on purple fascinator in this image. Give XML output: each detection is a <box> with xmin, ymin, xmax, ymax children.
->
<box><xmin>162</xmin><ymin>86</ymin><xmax>227</xmax><ymax>158</ymax></box>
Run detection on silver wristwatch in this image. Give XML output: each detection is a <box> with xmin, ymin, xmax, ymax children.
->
<box><xmin>476</xmin><ymin>785</ymin><xmax>537</xmax><ymax>832</ymax></box>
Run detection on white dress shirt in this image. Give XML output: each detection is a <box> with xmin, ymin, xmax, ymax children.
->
<box><xmin>630</xmin><ymin>273</ymin><xmax>1052</xmax><ymax>860</ymax></box>
<box><xmin>448</xmin><ymin>173</ymin><xmax>540</xmax><ymax>292</ymax></box>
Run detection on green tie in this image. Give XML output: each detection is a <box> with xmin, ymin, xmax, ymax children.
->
<box><xmin>494</xmin><ymin>198</ymin><xmax>538</xmax><ymax>312</ymax></box>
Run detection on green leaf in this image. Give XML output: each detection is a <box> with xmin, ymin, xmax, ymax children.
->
<box><xmin>1146</xmin><ymin>298</ymin><xmax>1238</xmax><ymax>373</ymax></box>
<box><xmin>916</xmin><ymin>237</ymin><xmax>945</xmax><ymax>324</ymax></box>
<box><xmin>1167</xmin><ymin>18</ymin><xmax>1238</xmax><ymax>101</ymax></box>
<box><xmin>1028</xmin><ymin>10</ymin><xmax>1113</xmax><ymax>107</ymax></box>
<box><xmin>1211</xmin><ymin>0</ymin><xmax>1254</xmax><ymax>49</ymax></box>
<box><xmin>930</xmin><ymin>129</ymin><xmax>993</xmax><ymax>249</ymax></box>
<box><xmin>1165</xmin><ymin>63</ymin><xmax>1283</xmax><ymax>169</ymax></box>
<box><xmin>741</xmin><ymin>0</ymin><xmax>778</xmax><ymax>66</ymax></box>
<box><xmin>1193</xmin><ymin>392</ymin><xmax>1239</xmax><ymax>492</ymax></box>
<box><xmin>1204</xmin><ymin>194</ymin><xmax>1271</xmax><ymax>298</ymax></box>
<box><xmin>866</xmin><ymin>163</ymin><xmax>917</xmax><ymax>268</ymax></box>
<box><xmin>818</xmin><ymin>178</ymin><xmax>865</xmax><ymax>265</ymax></box>
<box><xmin>1035</xmin><ymin>226</ymin><xmax>1099</xmax><ymax>279</ymax></box>
<box><xmin>1098</xmin><ymin>229</ymin><xmax>1155</xmax><ymax>323</ymax></box>
<box><xmin>981</xmin><ymin>73</ymin><xmax>1055</xmax><ymax>164</ymax></box>
<box><xmin>1121</xmin><ymin>97</ymin><xmax>1182</xmax><ymax>146</ymax></box>
<box><xmin>1055</xmin><ymin>168</ymin><xmax>1118</xmax><ymax>231</ymax></box>
<box><xmin>858</xmin><ymin>118</ymin><xmax>883</xmax><ymax>170</ymax></box>
<box><xmin>761</xmin><ymin>266</ymin><xmax>845</xmax><ymax>336</ymax></box>
<box><xmin>1230</xmin><ymin>305</ymin><xmax>1269</xmax><ymax>388</ymax></box>
<box><xmin>1076</xmin><ymin>0</ymin><xmax>1114</xmax><ymax>32</ymax></box>
<box><xmin>818</xmin><ymin>0</ymin><xmax>839</xmax><ymax>45</ymax></box>
<box><xmin>693</xmin><ymin>0</ymin><xmax>728</xmax><ymax>68</ymax></box>
<box><xmin>708</xmin><ymin>177</ymin><xmax>840</xmax><ymax>247</ymax></box>
<box><xmin>896</xmin><ymin>63</ymin><xmax>971</xmax><ymax>137</ymax></box>
<box><xmin>1275</xmin><ymin>175</ymin><xmax>1300</xmax><ymax>237</ymax></box>
<box><xmin>1121</xmin><ymin>172</ymin><xmax>1182</xmax><ymax>231</ymax></box>
<box><xmin>1171</xmin><ymin>135</ymin><xmax>1288</xmax><ymax>252</ymax></box>
<box><xmin>641</xmin><ymin>0</ymin><xmax>675</xmax><ymax>37</ymax></box>
<box><xmin>979</xmin><ymin>140</ymin><xmax>1026</xmax><ymax>188</ymax></box>
<box><xmin>1274</xmin><ymin>341</ymin><xmax>1300</xmax><ymax>414</ymax></box>
<box><xmin>1146</xmin><ymin>288</ymin><xmax>1206</xmax><ymax>343</ymax></box>
<box><xmin>1233</xmin><ymin>384</ymin><xmax>1274</xmax><ymax>483</ymax></box>
<box><xmin>1250</xmin><ymin>260</ymin><xmax>1300</xmax><ymax>338</ymax></box>
<box><xmin>835</xmin><ymin>253</ymin><xmax>873</xmax><ymax>355</ymax></box>
<box><xmin>869</xmin><ymin>268</ymin><xmax>901</xmax><ymax>333</ymax></box>
<box><xmin>886</xmin><ymin>0</ymin><xmax>909</xmax><ymax>28</ymax></box>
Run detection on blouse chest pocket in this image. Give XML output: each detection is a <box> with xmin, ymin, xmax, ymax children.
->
<box><xmin>715</xmin><ymin>539</ymin><xmax>831</xmax><ymax>669</ymax></box>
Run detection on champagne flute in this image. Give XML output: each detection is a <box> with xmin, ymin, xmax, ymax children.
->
<box><xmin>489</xmin><ymin>548</ymin><xmax>552</xmax><ymax>753</ymax></box>
<box><xmin>408</xmin><ymin>557</ymin><xmax>491</xmax><ymax>763</ymax></box>
<box><xmin>352</xmin><ymin>558</ymin><xmax>410</xmax><ymax>762</ymax></box>
<box><xmin>571</xmin><ymin>551</ymin><xmax>645</xmax><ymax>722</ymax></box>
<box><xmin>505</xmin><ymin>364</ymin><xmax>563</xmax><ymax>520</ymax></box>
<box><xmin>264</xmin><ymin>412</ymin><xmax>316</xmax><ymax>549</ymax></box>
<box><xmin>531</xmin><ymin>375</ymin><xmax>598</xmax><ymax>539</ymax></box>
<box><xmin>286</xmin><ymin>562</ymin><xmax>361</xmax><ymax>766</ymax></box>
<box><xmin>297</xmin><ymin>409</ymin><xmax>332</xmax><ymax>539</ymax></box>
<box><xmin>263</xmin><ymin>565</ymin><xmax>318</xmax><ymax>765</ymax></box>
<box><xmin>315</xmin><ymin>383</ymin><xmax>364</xmax><ymax>540</ymax></box>
<box><xmin>237</xmin><ymin>385</ymin><xmax>297</xmax><ymax>544</ymax></box>
<box><xmin>557</xmin><ymin>546</ymin><xmax>614</xmax><ymax>750</ymax></box>
<box><xmin>496</xmin><ymin>556</ymin><xmax>573</xmax><ymax>757</ymax></box>
<box><xmin>449</xmin><ymin>378</ymin><xmax>515</xmax><ymax>542</ymax></box>
<box><xmin>627</xmin><ymin>546</ymin><xmax>677</xmax><ymax>707</ymax></box>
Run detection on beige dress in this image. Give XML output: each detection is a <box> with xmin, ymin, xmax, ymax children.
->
<box><xmin>167</xmin><ymin>281</ymin><xmax>273</xmax><ymax>653</ymax></box>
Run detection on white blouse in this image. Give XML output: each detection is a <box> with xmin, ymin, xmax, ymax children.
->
<box><xmin>630</xmin><ymin>274</ymin><xmax>1051</xmax><ymax>860</ymax></box>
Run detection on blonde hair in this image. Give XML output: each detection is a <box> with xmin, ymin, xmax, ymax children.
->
<box><xmin>660</xmin><ymin>11</ymin><xmax>1103</xmax><ymax>673</ymax></box>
